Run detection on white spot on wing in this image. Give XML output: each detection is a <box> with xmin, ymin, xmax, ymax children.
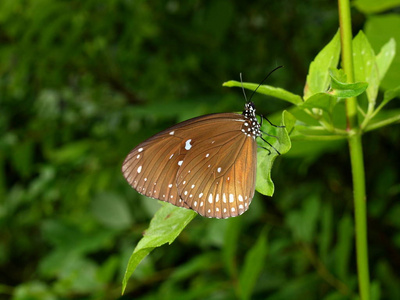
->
<box><xmin>185</xmin><ymin>139</ymin><xmax>192</xmax><ymax>150</ymax></box>
<box><xmin>229</xmin><ymin>194</ymin><xmax>234</xmax><ymax>203</ymax></box>
<box><xmin>208</xmin><ymin>194</ymin><xmax>213</xmax><ymax>203</ymax></box>
<box><xmin>238</xmin><ymin>195</ymin><xmax>243</xmax><ymax>202</ymax></box>
<box><xmin>217</xmin><ymin>167</ymin><xmax>222</xmax><ymax>173</ymax></box>
<box><xmin>137</xmin><ymin>166</ymin><xmax>142</xmax><ymax>173</ymax></box>
<box><xmin>178</xmin><ymin>160</ymin><xmax>183</xmax><ymax>166</ymax></box>
<box><xmin>231</xmin><ymin>207</ymin><xmax>236</xmax><ymax>212</ymax></box>
<box><xmin>169</xmin><ymin>154</ymin><xmax>174</xmax><ymax>159</ymax></box>
<box><xmin>138</xmin><ymin>148</ymin><xmax>143</xmax><ymax>152</ymax></box>
<box><xmin>168</xmin><ymin>184</ymin><xmax>173</xmax><ymax>188</ymax></box>
<box><xmin>169</xmin><ymin>131</ymin><xmax>175</xmax><ymax>135</ymax></box>
<box><xmin>199</xmin><ymin>193</ymin><xmax>203</xmax><ymax>198</ymax></box>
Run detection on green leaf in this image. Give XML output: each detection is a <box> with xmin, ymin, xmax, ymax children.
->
<box><xmin>238</xmin><ymin>229</ymin><xmax>268</xmax><ymax>300</ymax></box>
<box><xmin>353</xmin><ymin>31</ymin><xmax>379</xmax><ymax>107</ymax></box>
<box><xmin>365</xmin><ymin>14</ymin><xmax>400</xmax><ymax>90</ymax></box>
<box><xmin>222</xmin><ymin>81</ymin><xmax>303</xmax><ymax>105</ymax></box>
<box><xmin>256</xmin><ymin>110</ymin><xmax>292</xmax><ymax>196</ymax></box>
<box><xmin>122</xmin><ymin>203</ymin><xmax>197</xmax><ymax>294</ymax></box>
<box><xmin>329</xmin><ymin>69</ymin><xmax>369</xmax><ymax>98</ymax></box>
<box><xmin>376</xmin><ymin>38</ymin><xmax>396</xmax><ymax>81</ymax></box>
<box><xmin>367</xmin><ymin>85</ymin><xmax>400</xmax><ymax>123</ymax></box>
<box><xmin>353</xmin><ymin>0</ymin><xmax>400</xmax><ymax>14</ymax></box>
<box><xmin>304</xmin><ymin>30</ymin><xmax>340</xmax><ymax>99</ymax></box>
<box><xmin>329</xmin><ymin>67</ymin><xmax>347</xmax><ymax>82</ymax></box>
<box><xmin>301</xmin><ymin>92</ymin><xmax>337</xmax><ymax>113</ymax></box>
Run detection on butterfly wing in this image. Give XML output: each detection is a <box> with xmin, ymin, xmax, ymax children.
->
<box><xmin>176</xmin><ymin>120</ymin><xmax>257</xmax><ymax>218</ymax></box>
<box><xmin>122</xmin><ymin>114</ymin><xmax>229</xmax><ymax>208</ymax></box>
<box><xmin>122</xmin><ymin>131</ymin><xmax>189</xmax><ymax>208</ymax></box>
<box><xmin>122</xmin><ymin>113</ymin><xmax>257</xmax><ymax>218</ymax></box>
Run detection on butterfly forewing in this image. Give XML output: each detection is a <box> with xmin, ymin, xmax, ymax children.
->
<box><xmin>122</xmin><ymin>133</ymin><xmax>189</xmax><ymax>208</ymax></box>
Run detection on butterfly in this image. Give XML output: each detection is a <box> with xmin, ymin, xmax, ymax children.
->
<box><xmin>122</xmin><ymin>69</ymin><xmax>283</xmax><ymax>218</ymax></box>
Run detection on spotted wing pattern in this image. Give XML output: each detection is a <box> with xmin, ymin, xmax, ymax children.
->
<box><xmin>122</xmin><ymin>108</ymin><xmax>259</xmax><ymax>219</ymax></box>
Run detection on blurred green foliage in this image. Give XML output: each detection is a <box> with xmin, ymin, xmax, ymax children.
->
<box><xmin>1</xmin><ymin>0</ymin><xmax>400</xmax><ymax>299</ymax></box>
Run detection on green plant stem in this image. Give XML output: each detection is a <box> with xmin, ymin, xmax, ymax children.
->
<box><xmin>338</xmin><ymin>0</ymin><xmax>370</xmax><ymax>300</ymax></box>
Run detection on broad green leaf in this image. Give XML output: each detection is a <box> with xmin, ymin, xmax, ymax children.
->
<box><xmin>376</xmin><ymin>38</ymin><xmax>396</xmax><ymax>81</ymax></box>
<box><xmin>122</xmin><ymin>203</ymin><xmax>197</xmax><ymax>294</ymax></box>
<box><xmin>365</xmin><ymin>14</ymin><xmax>400</xmax><ymax>90</ymax></box>
<box><xmin>353</xmin><ymin>0</ymin><xmax>400</xmax><ymax>14</ymax></box>
<box><xmin>304</xmin><ymin>30</ymin><xmax>340</xmax><ymax>99</ymax></box>
<box><xmin>353</xmin><ymin>31</ymin><xmax>379</xmax><ymax>106</ymax></box>
<box><xmin>293</xmin><ymin>125</ymin><xmax>341</xmax><ymax>138</ymax></box>
<box><xmin>238</xmin><ymin>229</ymin><xmax>268</xmax><ymax>300</ymax></box>
<box><xmin>329</xmin><ymin>69</ymin><xmax>368</xmax><ymax>98</ymax></box>
<box><xmin>256</xmin><ymin>110</ymin><xmax>292</xmax><ymax>196</ymax></box>
<box><xmin>222</xmin><ymin>81</ymin><xmax>303</xmax><ymax>105</ymax></box>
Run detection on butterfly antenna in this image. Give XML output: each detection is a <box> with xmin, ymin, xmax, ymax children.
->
<box><xmin>239</xmin><ymin>73</ymin><xmax>249</xmax><ymax>103</ymax></box>
<box><xmin>248</xmin><ymin>65</ymin><xmax>283</xmax><ymax>102</ymax></box>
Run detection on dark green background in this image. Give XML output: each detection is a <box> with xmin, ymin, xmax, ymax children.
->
<box><xmin>1</xmin><ymin>1</ymin><xmax>399</xmax><ymax>299</ymax></box>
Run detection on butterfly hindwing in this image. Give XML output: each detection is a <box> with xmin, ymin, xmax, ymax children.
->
<box><xmin>177</xmin><ymin>129</ymin><xmax>257</xmax><ymax>218</ymax></box>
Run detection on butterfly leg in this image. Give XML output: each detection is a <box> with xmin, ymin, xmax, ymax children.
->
<box><xmin>259</xmin><ymin>136</ymin><xmax>281</xmax><ymax>155</ymax></box>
